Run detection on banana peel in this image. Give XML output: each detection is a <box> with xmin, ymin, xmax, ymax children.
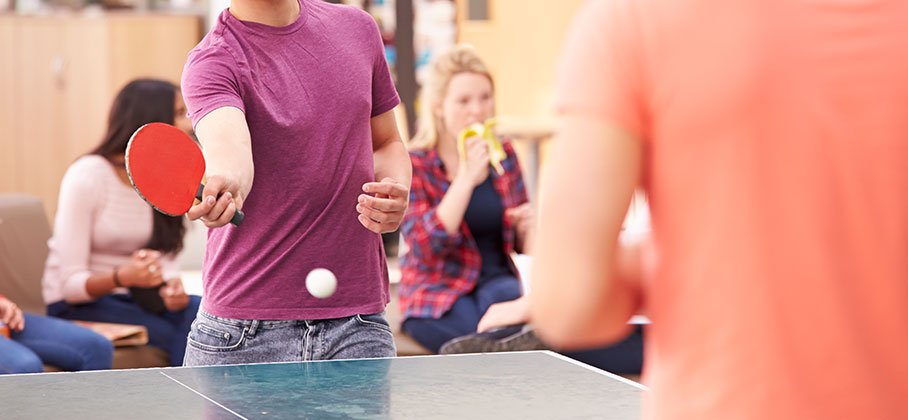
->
<box><xmin>457</xmin><ymin>118</ymin><xmax>506</xmax><ymax>175</ymax></box>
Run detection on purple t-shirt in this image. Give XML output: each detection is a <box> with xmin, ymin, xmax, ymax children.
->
<box><xmin>181</xmin><ymin>0</ymin><xmax>400</xmax><ymax>320</ymax></box>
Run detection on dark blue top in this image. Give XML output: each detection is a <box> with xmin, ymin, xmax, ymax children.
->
<box><xmin>463</xmin><ymin>175</ymin><xmax>513</xmax><ymax>281</ymax></box>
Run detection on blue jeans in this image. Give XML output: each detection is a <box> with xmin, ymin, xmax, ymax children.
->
<box><xmin>403</xmin><ymin>274</ymin><xmax>523</xmax><ymax>353</ymax></box>
<box><xmin>402</xmin><ymin>273</ymin><xmax>645</xmax><ymax>374</ymax></box>
<box><xmin>183</xmin><ymin>310</ymin><xmax>397</xmax><ymax>366</ymax></box>
<box><xmin>563</xmin><ymin>327</ymin><xmax>645</xmax><ymax>374</ymax></box>
<box><xmin>48</xmin><ymin>294</ymin><xmax>202</xmax><ymax>367</ymax></box>
<box><xmin>0</xmin><ymin>313</ymin><xmax>113</xmax><ymax>374</ymax></box>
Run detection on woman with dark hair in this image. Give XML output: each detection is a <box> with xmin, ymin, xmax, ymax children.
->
<box><xmin>43</xmin><ymin>79</ymin><xmax>201</xmax><ymax>367</ymax></box>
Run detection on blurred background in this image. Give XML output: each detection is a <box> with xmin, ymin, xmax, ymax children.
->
<box><xmin>0</xmin><ymin>0</ymin><xmax>589</xmax><ymax>270</ymax></box>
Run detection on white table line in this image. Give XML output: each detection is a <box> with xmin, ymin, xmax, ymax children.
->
<box><xmin>159</xmin><ymin>371</ymin><xmax>248</xmax><ymax>420</ymax></box>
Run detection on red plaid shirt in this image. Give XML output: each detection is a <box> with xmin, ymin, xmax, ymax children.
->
<box><xmin>399</xmin><ymin>140</ymin><xmax>529</xmax><ymax>320</ymax></box>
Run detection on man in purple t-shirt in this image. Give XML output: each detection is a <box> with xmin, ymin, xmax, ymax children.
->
<box><xmin>180</xmin><ymin>0</ymin><xmax>411</xmax><ymax>365</ymax></box>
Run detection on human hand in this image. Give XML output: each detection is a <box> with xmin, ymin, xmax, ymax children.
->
<box><xmin>0</xmin><ymin>296</ymin><xmax>25</xmax><ymax>332</ymax></box>
<box><xmin>159</xmin><ymin>278</ymin><xmax>190</xmax><ymax>312</ymax></box>
<box><xmin>457</xmin><ymin>136</ymin><xmax>490</xmax><ymax>187</ymax></box>
<box><xmin>118</xmin><ymin>249</ymin><xmax>164</xmax><ymax>288</ymax></box>
<box><xmin>187</xmin><ymin>175</ymin><xmax>244</xmax><ymax>228</ymax></box>
<box><xmin>357</xmin><ymin>177</ymin><xmax>410</xmax><ymax>233</ymax></box>
<box><xmin>506</xmin><ymin>203</ymin><xmax>535</xmax><ymax>247</ymax></box>
<box><xmin>477</xmin><ymin>297</ymin><xmax>531</xmax><ymax>333</ymax></box>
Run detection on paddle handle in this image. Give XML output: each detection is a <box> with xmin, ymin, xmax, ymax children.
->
<box><xmin>195</xmin><ymin>184</ymin><xmax>245</xmax><ymax>226</ymax></box>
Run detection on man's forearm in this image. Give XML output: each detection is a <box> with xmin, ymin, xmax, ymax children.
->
<box><xmin>373</xmin><ymin>137</ymin><xmax>411</xmax><ymax>186</ymax></box>
<box><xmin>196</xmin><ymin>107</ymin><xmax>255</xmax><ymax>200</ymax></box>
<box><xmin>204</xmin><ymin>144</ymin><xmax>254</xmax><ymax>197</ymax></box>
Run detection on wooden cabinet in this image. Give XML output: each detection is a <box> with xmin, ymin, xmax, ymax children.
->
<box><xmin>0</xmin><ymin>13</ymin><xmax>201</xmax><ymax>219</ymax></box>
<box><xmin>453</xmin><ymin>1</ymin><xmax>584</xmax><ymax>195</ymax></box>
<box><xmin>0</xmin><ymin>19</ymin><xmax>19</xmax><ymax>193</ymax></box>
<box><xmin>455</xmin><ymin>0</ymin><xmax>583</xmax><ymax>119</ymax></box>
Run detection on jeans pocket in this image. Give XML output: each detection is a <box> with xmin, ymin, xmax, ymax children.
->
<box><xmin>354</xmin><ymin>312</ymin><xmax>393</xmax><ymax>334</ymax></box>
<box><xmin>187</xmin><ymin>315</ymin><xmax>248</xmax><ymax>353</ymax></box>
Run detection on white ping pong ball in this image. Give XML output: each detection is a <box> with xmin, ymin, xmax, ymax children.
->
<box><xmin>306</xmin><ymin>268</ymin><xmax>337</xmax><ymax>299</ymax></box>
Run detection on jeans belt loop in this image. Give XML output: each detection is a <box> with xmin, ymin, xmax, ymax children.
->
<box><xmin>247</xmin><ymin>320</ymin><xmax>260</xmax><ymax>337</ymax></box>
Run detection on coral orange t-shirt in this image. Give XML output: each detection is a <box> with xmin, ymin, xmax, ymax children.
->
<box><xmin>556</xmin><ymin>1</ymin><xmax>908</xmax><ymax>419</ymax></box>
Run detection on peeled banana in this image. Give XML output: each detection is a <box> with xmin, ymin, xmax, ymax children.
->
<box><xmin>456</xmin><ymin>118</ymin><xmax>506</xmax><ymax>175</ymax></box>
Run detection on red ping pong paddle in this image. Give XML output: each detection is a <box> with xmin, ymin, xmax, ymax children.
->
<box><xmin>125</xmin><ymin>122</ymin><xmax>245</xmax><ymax>226</ymax></box>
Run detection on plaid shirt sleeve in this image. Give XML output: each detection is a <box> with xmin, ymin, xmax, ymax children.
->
<box><xmin>400</xmin><ymin>152</ymin><xmax>465</xmax><ymax>261</ymax></box>
<box><xmin>499</xmin><ymin>140</ymin><xmax>530</xmax><ymax>208</ymax></box>
<box><xmin>495</xmin><ymin>140</ymin><xmax>530</xmax><ymax>257</ymax></box>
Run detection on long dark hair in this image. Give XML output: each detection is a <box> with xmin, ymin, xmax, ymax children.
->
<box><xmin>91</xmin><ymin>79</ymin><xmax>186</xmax><ymax>255</ymax></box>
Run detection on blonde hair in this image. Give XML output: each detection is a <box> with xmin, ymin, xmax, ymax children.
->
<box><xmin>409</xmin><ymin>45</ymin><xmax>494</xmax><ymax>150</ymax></box>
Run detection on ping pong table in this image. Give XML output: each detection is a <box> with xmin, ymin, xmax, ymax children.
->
<box><xmin>0</xmin><ymin>351</ymin><xmax>644</xmax><ymax>419</ymax></box>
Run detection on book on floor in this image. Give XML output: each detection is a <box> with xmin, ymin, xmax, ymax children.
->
<box><xmin>72</xmin><ymin>320</ymin><xmax>149</xmax><ymax>347</ymax></box>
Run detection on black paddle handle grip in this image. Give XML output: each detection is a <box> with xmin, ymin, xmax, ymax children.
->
<box><xmin>195</xmin><ymin>184</ymin><xmax>245</xmax><ymax>226</ymax></box>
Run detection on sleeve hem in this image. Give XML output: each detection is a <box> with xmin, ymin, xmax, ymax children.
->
<box><xmin>61</xmin><ymin>271</ymin><xmax>95</xmax><ymax>304</ymax></box>
<box><xmin>371</xmin><ymin>95</ymin><xmax>401</xmax><ymax>118</ymax></box>
<box><xmin>191</xmin><ymin>103</ymin><xmax>246</xmax><ymax>131</ymax></box>
<box><xmin>428</xmin><ymin>210</ymin><xmax>463</xmax><ymax>248</ymax></box>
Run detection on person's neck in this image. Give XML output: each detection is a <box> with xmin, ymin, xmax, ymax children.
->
<box><xmin>230</xmin><ymin>0</ymin><xmax>301</xmax><ymax>27</ymax></box>
<box><xmin>107</xmin><ymin>154</ymin><xmax>132</xmax><ymax>187</ymax></box>
<box><xmin>109</xmin><ymin>153</ymin><xmax>126</xmax><ymax>166</ymax></box>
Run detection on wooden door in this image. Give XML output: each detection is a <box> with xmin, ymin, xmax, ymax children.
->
<box><xmin>108</xmin><ymin>15</ymin><xmax>202</xmax><ymax>89</ymax></box>
<box><xmin>5</xmin><ymin>14</ymin><xmax>202</xmax><ymax>220</ymax></box>
<box><xmin>16</xmin><ymin>17</ymin><xmax>67</xmax><ymax>217</ymax></box>
<box><xmin>0</xmin><ymin>17</ymin><xmax>21</xmax><ymax>193</ymax></box>
<box><xmin>61</xmin><ymin>18</ymin><xmax>112</xmax><ymax>167</ymax></box>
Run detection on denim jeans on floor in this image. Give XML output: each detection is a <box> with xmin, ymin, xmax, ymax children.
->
<box><xmin>403</xmin><ymin>274</ymin><xmax>523</xmax><ymax>353</ymax></box>
<box><xmin>48</xmin><ymin>294</ymin><xmax>202</xmax><ymax>367</ymax></box>
<box><xmin>182</xmin><ymin>310</ymin><xmax>397</xmax><ymax>367</ymax></box>
<box><xmin>0</xmin><ymin>313</ymin><xmax>113</xmax><ymax>374</ymax></box>
<box><xmin>563</xmin><ymin>326</ymin><xmax>645</xmax><ymax>374</ymax></box>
